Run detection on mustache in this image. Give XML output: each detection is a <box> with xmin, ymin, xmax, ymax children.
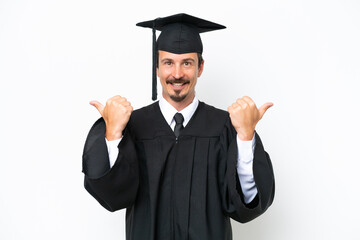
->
<box><xmin>166</xmin><ymin>77</ymin><xmax>190</xmax><ymax>84</ymax></box>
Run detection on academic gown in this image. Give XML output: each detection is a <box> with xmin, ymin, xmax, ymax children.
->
<box><xmin>82</xmin><ymin>101</ymin><xmax>275</xmax><ymax>240</ymax></box>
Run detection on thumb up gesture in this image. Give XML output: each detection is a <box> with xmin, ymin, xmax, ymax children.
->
<box><xmin>228</xmin><ymin>96</ymin><xmax>273</xmax><ymax>141</ymax></box>
<box><xmin>90</xmin><ymin>95</ymin><xmax>133</xmax><ymax>141</ymax></box>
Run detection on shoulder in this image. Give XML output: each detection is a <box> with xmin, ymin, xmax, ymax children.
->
<box><xmin>127</xmin><ymin>101</ymin><xmax>167</xmax><ymax>139</ymax></box>
<box><xmin>130</xmin><ymin>101</ymin><xmax>159</xmax><ymax>125</ymax></box>
<box><xmin>131</xmin><ymin>101</ymin><xmax>159</xmax><ymax>118</ymax></box>
<box><xmin>200</xmin><ymin>101</ymin><xmax>229</xmax><ymax>119</ymax></box>
<box><xmin>199</xmin><ymin>101</ymin><xmax>230</xmax><ymax>126</ymax></box>
<box><xmin>199</xmin><ymin>101</ymin><xmax>236</xmax><ymax>141</ymax></box>
<box><xmin>182</xmin><ymin>101</ymin><xmax>232</xmax><ymax>137</ymax></box>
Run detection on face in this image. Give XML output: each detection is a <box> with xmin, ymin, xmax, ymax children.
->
<box><xmin>157</xmin><ymin>50</ymin><xmax>204</xmax><ymax>104</ymax></box>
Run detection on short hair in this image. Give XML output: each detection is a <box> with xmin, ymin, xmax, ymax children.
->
<box><xmin>156</xmin><ymin>52</ymin><xmax>204</xmax><ymax>69</ymax></box>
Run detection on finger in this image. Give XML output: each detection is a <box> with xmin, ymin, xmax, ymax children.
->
<box><xmin>114</xmin><ymin>96</ymin><xmax>126</xmax><ymax>102</ymax></box>
<box><xmin>258</xmin><ymin>102</ymin><xmax>274</xmax><ymax>119</ymax></box>
<box><xmin>236</xmin><ymin>98</ymin><xmax>247</xmax><ymax>109</ymax></box>
<box><xmin>228</xmin><ymin>105</ymin><xmax>235</xmax><ymax>114</ymax></box>
<box><xmin>128</xmin><ymin>105</ymin><xmax>133</xmax><ymax>112</ymax></box>
<box><xmin>231</xmin><ymin>102</ymin><xmax>240</xmax><ymax>110</ymax></box>
<box><xmin>89</xmin><ymin>100</ymin><xmax>105</xmax><ymax>116</ymax></box>
<box><xmin>110</xmin><ymin>95</ymin><xmax>124</xmax><ymax>102</ymax></box>
<box><xmin>122</xmin><ymin>101</ymin><xmax>131</xmax><ymax>107</ymax></box>
<box><xmin>242</xmin><ymin>96</ymin><xmax>255</xmax><ymax>107</ymax></box>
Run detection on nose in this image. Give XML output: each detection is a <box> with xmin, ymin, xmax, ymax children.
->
<box><xmin>172</xmin><ymin>63</ymin><xmax>184</xmax><ymax>79</ymax></box>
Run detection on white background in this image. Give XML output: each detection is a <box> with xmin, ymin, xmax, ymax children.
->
<box><xmin>1</xmin><ymin>0</ymin><xmax>360</xmax><ymax>239</ymax></box>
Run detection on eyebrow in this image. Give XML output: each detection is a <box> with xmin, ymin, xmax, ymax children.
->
<box><xmin>161</xmin><ymin>58</ymin><xmax>173</xmax><ymax>63</ymax></box>
<box><xmin>182</xmin><ymin>58</ymin><xmax>195</xmax><ymax>62</ymax></box>
<box><xmin>160</xmin><ymin>58</ymin><xmax>196</xmax><ymax>63</ymax></box>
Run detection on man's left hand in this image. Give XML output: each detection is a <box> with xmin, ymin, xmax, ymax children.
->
<box><xmin>228</xmin><ymin>96</ymin><xmax>273</xmax><ymax>141</ymax></box>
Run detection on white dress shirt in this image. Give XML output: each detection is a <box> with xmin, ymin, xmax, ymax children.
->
<box><xmin>105</xmin><ymin>96</ymin><xmax>258</xmax><ymax>203</ymax></box>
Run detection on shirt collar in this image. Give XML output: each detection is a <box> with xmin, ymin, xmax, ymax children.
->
<box><xmin>159</xmin><ymin>95</ymin><xmax>199</xmax><ymax>127</ymax></box>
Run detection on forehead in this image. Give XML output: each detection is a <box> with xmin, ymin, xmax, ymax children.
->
<box><xmin>158</xmin><ymin>50</ymin><xmax>197</xmax><ymax>61</ymax></box>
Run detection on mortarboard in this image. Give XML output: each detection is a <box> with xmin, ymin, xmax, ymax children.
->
<box><xmin>136</xmin><ymin>13</ymin><xmax>226</xmax><ymax>100</ymax></box>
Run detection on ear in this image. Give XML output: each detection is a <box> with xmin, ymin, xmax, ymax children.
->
<box><xmin>198</xmin><ymin>60</ymin><xmax>204</xmax><ymax>77</ymax></box>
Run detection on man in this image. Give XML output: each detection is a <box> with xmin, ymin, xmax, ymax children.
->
<box><xmin>82</xmin><ymin>13</ymin><xmax>275</xmax><ymax>240</ymax></box>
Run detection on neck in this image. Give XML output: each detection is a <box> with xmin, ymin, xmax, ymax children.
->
<box><xmin>162</xmin><ymin>92</ymin><xmax>195</xmax><ymax>112</ymax></box>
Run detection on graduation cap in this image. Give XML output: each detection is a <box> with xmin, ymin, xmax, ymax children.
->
<box><xmin>136</xmin><ymin>13</ymin><xmax>226</xmax><ymax>101</ymax></box>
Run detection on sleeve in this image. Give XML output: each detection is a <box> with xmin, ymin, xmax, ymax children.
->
<box><xmin>82</xmin><ymin>118</ymin><xmax>139</xmax><ymax>212</ymax></box>
<box><xmin>105</xmin><ymin>138</ymin><xmax>122</xmax><ymax>168</ymax></box>
<box><xmin>236</xmin><ymin>135</ymin><xmax>258</xmax><ymax>204</ymax></box>
<box><xmin>220</xmin><ymin>118</ymin><xmax>275</xmax><ymax>223</ymax></box>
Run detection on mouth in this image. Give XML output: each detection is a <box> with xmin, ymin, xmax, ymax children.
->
<box><xmin>166</xmin><ymin>81</ymin><xmax>189</xmax><ymax>90</ymax></box>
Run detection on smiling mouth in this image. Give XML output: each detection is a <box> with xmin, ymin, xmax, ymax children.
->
<box><xmin>166</xmin><ymin>80</ymin><xmax>189</xmax><ymax>90</ymax></box>
<box><xmin>171</xmin><ymin>82</ymin><xmax>186</xmax><ymax>87</ymax></box>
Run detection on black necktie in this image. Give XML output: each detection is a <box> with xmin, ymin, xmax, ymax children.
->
<box><xmin>173</xmin><ymin>113</ymin><xmax>184</xmax><ymax>139</ymax></box>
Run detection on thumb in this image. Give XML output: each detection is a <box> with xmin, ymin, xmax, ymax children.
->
<box><xmin>89</xmin><ymin>100</ymin><xmax>105</xmax><ymax>116</ymax></box>
<box><xmin>258</xmin><ymin>102</ymin><xmax>274</xmax><ymax>119</ymax></box>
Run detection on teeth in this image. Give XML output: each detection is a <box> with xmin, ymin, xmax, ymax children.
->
<box><xmin>172</xmin><ymin>83</ymin><xmax>184</xmax><ymax>87</ymax></box>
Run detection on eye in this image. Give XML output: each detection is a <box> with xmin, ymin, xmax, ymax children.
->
<box><xmin>164</xmin><ymin>61</ymin><xmax>172</xmax><ymax>66</ymax></box>
<box><xmin>183</xmin><ymin>61</ymin><xmax>191</xmax><ymax>66</ymax></box>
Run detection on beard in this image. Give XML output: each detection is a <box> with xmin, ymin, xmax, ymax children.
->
<box><xmin>166</xmin><ymin>77</ymin><xmax>190</xmax><ymax>102</ymax></box>
<box><xmin>169</xmin><ymin>93</ymin><xmax>187</xmax><ymax>102</ymax></box>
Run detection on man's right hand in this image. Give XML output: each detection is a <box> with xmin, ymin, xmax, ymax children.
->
<box><xmin>90</xmin><ymin>95</ymin><xmax>133</xmax><ymax>141</ymax></box>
